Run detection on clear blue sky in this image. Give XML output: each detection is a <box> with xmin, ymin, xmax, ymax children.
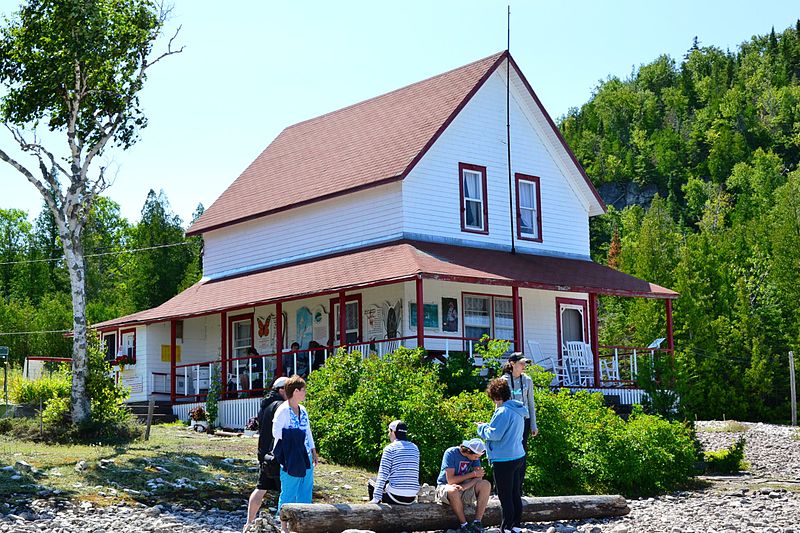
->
<box><xmin>2</xmin><ymin>0</ymin><xmax>798</xmax><ymax>227</ymax></box>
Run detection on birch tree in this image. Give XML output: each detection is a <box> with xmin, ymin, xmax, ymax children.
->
<box><xmin>0</xmin><ymin>0</ymin><xmax>182</xmax><ymax>423</ymax></box>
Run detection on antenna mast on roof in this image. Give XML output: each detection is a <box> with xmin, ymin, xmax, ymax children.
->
<box><xmin>506</xmin><ymin>5</ymin><xmax>516</xmax><ymax>254</ymax></box>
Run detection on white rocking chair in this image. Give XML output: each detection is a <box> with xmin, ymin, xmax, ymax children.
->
<box><xmin>527</xmin><ymin>340</ymin><xmax>571</xmax><ymax>386</ymax></box>
<box><xmin>563</xmin><ymin>341</ymin><xmax>595</xmax><ymax>386</ymax></box>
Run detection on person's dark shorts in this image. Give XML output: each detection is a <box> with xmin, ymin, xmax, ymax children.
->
<box><xmin>257</xmin><ymin>459</ymin><xmax>281</xmax><ymax>491</ymax></box>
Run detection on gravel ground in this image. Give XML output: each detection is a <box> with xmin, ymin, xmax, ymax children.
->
<box><xmin>1</xmin><ymin>421</ymin><xmax>798</xmax><ymax>533</ymax></box>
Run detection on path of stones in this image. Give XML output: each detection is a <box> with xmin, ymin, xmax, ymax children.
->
<box><xmin>1</xmin><ymin>421</ymin><xmax>798</xmax><ymax>533</ymax></box>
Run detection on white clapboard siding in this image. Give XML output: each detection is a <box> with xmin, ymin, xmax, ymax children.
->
<box><xmin>403</xmin><ymin>68</ymin><xmax>591</xmax><ymax>258</ymax></box>
<box><xmin>203</xmin><ymin>182</ymin><xmax>403</xmax><ymax>279</ymax></box>
<box><xmin>173</xmin><ymin>397</ymin><xmax>262</xmax><ymax>430</ymax></box>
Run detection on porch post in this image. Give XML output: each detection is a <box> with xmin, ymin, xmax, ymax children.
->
<box><xmin>589</xmin><ymin>293</ymin><xmax>601</xmax><ymax>386</ymax></box>
<box><xmin>665</xmin><ymin>299</ymin><xmax>674</xmax><ymax>353</ymax></box>
<box><xmin>220</xmin><ymin>311</ymin><xmax>228</xmax><ymax>397</ymax></box>
<box><xmin>415</xmin><ymin>276</ymin><xmax>424</xmax><ymax>350</ymax></box>
<box><xmin>512</xmin><ymin>285</ymin><xmax>521</xmax><ymax>352</ymax></box>
<box><xmin>338</xmin><ymin>291</ymin><xmax>347</xmax><ymax>348</ymax></box>
<box><xmin>170</xmin><ymin>320</ymin><xmax>177</xmax><ymax>404</ymax></box>
<box><xmin>276</xmin><ymin>301</ymin><xmax>283</xmax><ymax>376</ymax></box>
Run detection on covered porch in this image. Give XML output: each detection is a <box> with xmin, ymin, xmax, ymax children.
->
<box><xmin>94</xmin><ymin>240</ymin><xmax>677</xmax><ymax>423</ymax></box>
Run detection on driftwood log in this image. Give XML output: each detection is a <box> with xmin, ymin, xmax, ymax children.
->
<box><xmin>281</xmin><ymin>495</ymin><xmax>630</xmax><ymax>533</ymax></box>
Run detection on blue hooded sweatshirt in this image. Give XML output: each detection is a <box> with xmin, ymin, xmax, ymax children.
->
<box><xmin>476</xmin><ymin>399</ymin><xmax>528</xmax><ymax>463</ymax></box>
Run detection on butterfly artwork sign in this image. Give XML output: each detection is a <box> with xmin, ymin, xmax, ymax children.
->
<box><xmin>255</xmin><ymin>314</ymin><xmax>274</xmax><ymax>354</ymax></box>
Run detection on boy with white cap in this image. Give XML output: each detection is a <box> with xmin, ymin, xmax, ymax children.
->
<box><xmin>435</xmin><ymin>438</ymin><xmax>491</xmax><ymax>532</ymax></box>
<box><xmin>367</xmin><ymin>419</ymin><xmax>420</xmax><ymax>505</ymax></box>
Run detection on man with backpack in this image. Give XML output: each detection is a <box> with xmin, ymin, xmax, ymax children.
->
<box><xmin>245</xmin><ymin>376</ymin><xmax>288</xmax><ymax>529</ymax></box>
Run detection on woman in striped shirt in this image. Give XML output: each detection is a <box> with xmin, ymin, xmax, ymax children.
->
<box><xmin>368</xmin><ymin>420</ymin><xmax>420</xmax><ymax>505</ymax></box>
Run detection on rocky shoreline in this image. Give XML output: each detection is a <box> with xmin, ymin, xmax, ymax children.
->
<box><xmin>1</xmin><ymin>421</ymin><xmax>798</xmax><ymax>533</ymax></box>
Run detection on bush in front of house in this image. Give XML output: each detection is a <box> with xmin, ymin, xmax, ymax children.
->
<box><xmin>703</xmin><ymin>436</ymin><xmax>747</xmax><ymax>474</ymax></box>
<box><xmin>10</xmin><ymin>369</ymin><xmax>71</xmax><ymax>407</ymax></box>
<box><xmin>1</xmin><ymin>334</ymin><xmax>141</xmax><ymax>443</ymax></box>
<box><xmin>307</xmin><ymin>348</ymin><xmax>699</xmax><ymax>496</ymax></box>
<box><xmin>526</xmin><ymin>391</ymin><xmax>697</xmax><ymax>497</ymax></box>
<box><xmin>307</xmin><ymin>346</ymin><xmax>464</xmax><ymax>481</ymax></box>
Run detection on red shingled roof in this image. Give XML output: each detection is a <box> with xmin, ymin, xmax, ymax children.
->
<box><xmin>187</xmin><ymin>52</ymin><xmax>508</xmax><ymax>236</ymax></box>
<box><xmin>94</xmin><ymin>241</ymin><xmax>677</xmax><ymax>329</ymax></box>
<box><xmin>187</xmin><ymin>51</ymin><xmax>605</xmax><ymax>236</ymax></box>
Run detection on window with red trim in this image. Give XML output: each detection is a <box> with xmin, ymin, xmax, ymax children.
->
<box><xmin>119</xmin><ymin>328</ymin><xmax>136</xmax><ymax>364</ymax></box>
<box><xmin>516</xmin><ymin>174</ymin><xmax>542</xmax><ymax>241</ymax></box>
<box><xmin>459</xmin><ymin>163</ymin><xmax>489</xmax><ymax>234</ymax></box>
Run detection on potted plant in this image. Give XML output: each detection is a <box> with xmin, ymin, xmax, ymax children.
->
<box><xmin>244</xmin><ymin>416</ymin><xmax>259</xmax><ymax>437</ymax></box>
<box><xmin>188</xmin><ymin>405</ymin><xmax>208</xmax><ymax>432</ymax></box>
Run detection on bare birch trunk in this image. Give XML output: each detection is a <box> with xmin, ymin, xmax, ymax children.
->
<box><xmin>61</xmin><ymin>216</ymin><xmax>91</xmax><ymax>422</ymax></box>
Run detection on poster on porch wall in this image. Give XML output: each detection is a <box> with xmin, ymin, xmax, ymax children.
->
<box><xmin>312</xmin><ymin>304</ymin><xmax>328</xmax><ymax>345</ymax></box>
<box><xmin>382</xmin><ymin>300</ymin><xmax>402</xmax><ymax>339</ymax></box>
<box><xmin>364</xmin><ymin>304</ymin><xmax>384</xmax><ymax>341</ymax></box>
<box><xmin>255</xmin><ymin>314</ymin><xmax>275</xmax><ymax>354</ymax></box>
<box><xmin>121</xmin><ymin>374</ymin><xmax>143</xmax><ymax>394</ymax></box>
<box><xmin>296</xmin><ymin>307</ymin><xmax>313</xmax><ymax>349</ymax></box>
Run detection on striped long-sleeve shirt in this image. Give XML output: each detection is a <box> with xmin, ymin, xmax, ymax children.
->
<box><xmin>373</xmin><ymin>439</ymin><xmax>420</xmax><ymax>501</ymax></box>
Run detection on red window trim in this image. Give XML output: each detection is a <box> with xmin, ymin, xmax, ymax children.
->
<box><xmin>458</xmin><ymin>162</ymin><xmax>489</xmax><ymax>235</ymax></box>
<box><xmin>461</xmin><ymin>291</ymin><xmax>518</xmax><ymax>341</ymax></box>
<box><xmin>119</xmin><ymin>327</ymin><xmax>137</xmax><ymax>364</ymax></box>
<box><xmin>515</xmin><ymin>173</ymin><xmax>543</xmax><ymax>242</ymax></box>
<box><xmin>555</xmin><ymin>297</ymin><xmax>589</xmax><ymax>365</ymax></box>
<box><xmin>328</xmin><ymin>294</ymin><xmax>363</xmax><ymax>345</ymax></box>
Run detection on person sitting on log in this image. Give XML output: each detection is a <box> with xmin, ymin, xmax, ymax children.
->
<box><xmin>434</xmin><ymin>438</ymin><xmax>491</xmax><ymax>533</ymax></box>
<box><xmin>367</xmin><ymin>419</ymin><xmax>420</xmax><ymax>505</ymax></box>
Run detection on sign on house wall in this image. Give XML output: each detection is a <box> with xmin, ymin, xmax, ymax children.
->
<box><xmin>312</xmin><ymin>304</ymin><xmax>328</xmax><ymax>345</ymax></box>
<box><xmin>121</xmin><ymin>374</ymin><xmax>144</xmax><ymax>394</ymax></box>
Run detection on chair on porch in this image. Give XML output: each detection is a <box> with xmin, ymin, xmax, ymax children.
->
<box><xmin>599</xmin><ymin>353</ymin><xmax>621</xmax><ymax>385</ymax></box>
<box><xmin>527</xmin><ymin>340</ymin><xmax>571</xmax><ymax>386</ymax></box>
<box><xmin>563</xmin><ymin>341</ymin><xmax>594</xmax><ymax>386</ymax></box>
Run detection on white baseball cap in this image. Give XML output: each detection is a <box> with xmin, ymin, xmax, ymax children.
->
<box><xmin>462</xmin><ymin>438</ymin><xmax>486</xmax><ymax>455</ymax></box>
<box><xmin>272</xmin><ymin>376</ymin><xmax>289</xmax><ymax>389</ymax></box>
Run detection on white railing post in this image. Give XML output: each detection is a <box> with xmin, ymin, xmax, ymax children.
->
<box><xmin>183</xmin><ymin>366</ymin><xmax>188</xmax><ymax>396</ymax></box>
<box><xmin>248</xmin><ymin>358</ymin><xmax>253</xmax><ymax>392</ymax></box>
<box><xmin>445</xmin><ymin>339</ymin><xmax>449</xmax><ymax>357</ymax></box>
<box><xmin>293</xmin><ymin>353</ymin><xmax>298</xmax><ymax>375</ymax></box>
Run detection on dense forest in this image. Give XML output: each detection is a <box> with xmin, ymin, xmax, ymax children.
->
<box><xmin>560</xmin><ymin>22</ymin><xmax>800</xmax><ymax>421</ymax></box>
<box><xmin>0</xmin><ymin>191</ymin><xmax>202</xmax><ymax>367</ymax></box>
<box><xmin>2</xmin><ymin>22</ymin><xmax>799</xmax><ymax>423</ymax></box>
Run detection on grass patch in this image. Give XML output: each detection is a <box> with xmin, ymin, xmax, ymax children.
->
<box><xmin>697</xmin><ymin>421</ymin><xmax>749</xmax><ymax>433</ymax></box>
<box><xmin>0</xmin><ymin>425</ymin><xmax>373</xmax><ymax>509</ymax></box>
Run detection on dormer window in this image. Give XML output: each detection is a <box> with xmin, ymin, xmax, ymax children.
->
<box><xmin>459</xmin><ymin>163</ymin><xmax>488</xmax><ymax>234</ymax></box>
<box><xmin>516</xmin><ymin>173</ymin><xmax>542</xmax><ymax>242</ymax></box>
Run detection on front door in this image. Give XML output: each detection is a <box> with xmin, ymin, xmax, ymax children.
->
<box><xmin>556</xmin><ymin>298</ymin><xmax>589</xmax><ymax>353</ymax></box>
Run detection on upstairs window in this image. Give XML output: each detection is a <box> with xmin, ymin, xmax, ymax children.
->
<box><xmin>459</xmin><ymin>163</ymin><xmax>488</xmax><ymax>234</ymax></box>
<box><xmin>516</xmin><ymin>174</ymin><xmax>542</xmax><ymax>242</ymax></box>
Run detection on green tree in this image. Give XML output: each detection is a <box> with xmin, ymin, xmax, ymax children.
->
<box><xmin>0</xmin><ymin>0</ymin><xmax>182</xmax><ymax>423</ymax></box>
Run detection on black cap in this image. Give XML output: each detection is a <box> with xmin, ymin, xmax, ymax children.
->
<box><xmin>508</xmin><ymin>352</ymin><xmax>532</xmax><ymax>364</ymax></box>
<box><xmin>389</xmin><ymin>420</ymin><xmax>408</xmax><ymax>440</ymax></box>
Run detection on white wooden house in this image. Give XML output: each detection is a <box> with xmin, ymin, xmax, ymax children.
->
<box><xmin>95</xmin><ymin>51</ymin><xmax>677</xmax><ymax>427</ymax></box>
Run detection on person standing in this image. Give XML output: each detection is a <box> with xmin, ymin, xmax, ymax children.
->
<box><xmin>245</xmin><ymin>376</ymin><xmax>288</xmax><ymax>530</ymax></box>
<box><xmin>477</xmin><ymin>378</ymin><xmax>527</xmax><ymax>533</ymax></box>
<box><xmin>367</xmin><ymin>420</ymin><xmax>420</xmax><ymax>505</ymax></box>
<box><xmin>501</xmin><ymin>352</ymin><xmax>538</xmax><ymax>448</ymax></box>
<box><xmin>272</xmin><ymin>376</ymin><xmax>318</xmax><ymax>533</ymax></box>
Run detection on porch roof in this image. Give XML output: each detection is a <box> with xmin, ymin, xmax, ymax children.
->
<box><xmin>94</xmin><ymin>241</ymin><xmax>677</xmax><ymax>329</ymax></box>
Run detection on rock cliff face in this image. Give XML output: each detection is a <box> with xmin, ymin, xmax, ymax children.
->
<box><xmin>597</xmin><ymin>182</ymin><xmax>660</xmax><ymax>211</ymax></box>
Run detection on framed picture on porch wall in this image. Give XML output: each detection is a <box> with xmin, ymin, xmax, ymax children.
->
<box><xmin>409</xmin><ymin>302</ymin><xmax>439</xmax><ymax>330</ymax></box>
<box><xmin>442</xmin><ymin>298</ymin><xmax>458</xmax><ymax>332</ymax></box>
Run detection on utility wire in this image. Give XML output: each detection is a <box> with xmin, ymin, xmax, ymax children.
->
<box><xmin>0</xmin><ymin>241</ymin><xmax>192</xmax><ymax>266</ymax></box>
<box><xmin>0</xmin><ymin>329</ymin><xmax>71</xmax><ymax>336</ymax></box>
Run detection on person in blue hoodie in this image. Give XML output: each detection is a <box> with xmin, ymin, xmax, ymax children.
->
<box><xmin>476</xmin><ymin>378</ymin><xmax>528</xmax><ymax>533</ymax></box>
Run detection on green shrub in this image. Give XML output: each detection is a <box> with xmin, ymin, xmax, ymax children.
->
<box><xmin>308</xmin><ymin>344</ymin><xmax>699</xmax><ymax>496</ymax></box>
<box><xmin>307</xmin><ymin>347</ymin><xmax>464</xmax><ymax>481</ymax></box>
<box><xmin>41</xmin><ymin>396</ymin><xmax>71</xmax><ymax>427</ymax></box>
<box><xmin>704</xmin><ymin>437</ymin><xmax>747</xmax><ymax>474</ymax></box>
<box><xmin>205</xmin><ymin>364</ymin><xmax>221</xmax><ymax>427</ymax></box>
<box><xmin>10</xmin><ymin>371</ymin><xmax>71</xmax><ymax>406</ymax></box>
<box><xmin>526</xmin><ymin>391</ymin><xmax>697</xmax><ymax>497</ymax></box>
<box><xmin>437</xmin><ymin>351</ymin><xmax>484</xmax><ymax>397</ymax></box>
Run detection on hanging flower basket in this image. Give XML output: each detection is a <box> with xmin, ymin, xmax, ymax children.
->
<box><xmin>114</xmin><ymin>353</ymin><xmax>136</xmax><ymax>371</ymax></box>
